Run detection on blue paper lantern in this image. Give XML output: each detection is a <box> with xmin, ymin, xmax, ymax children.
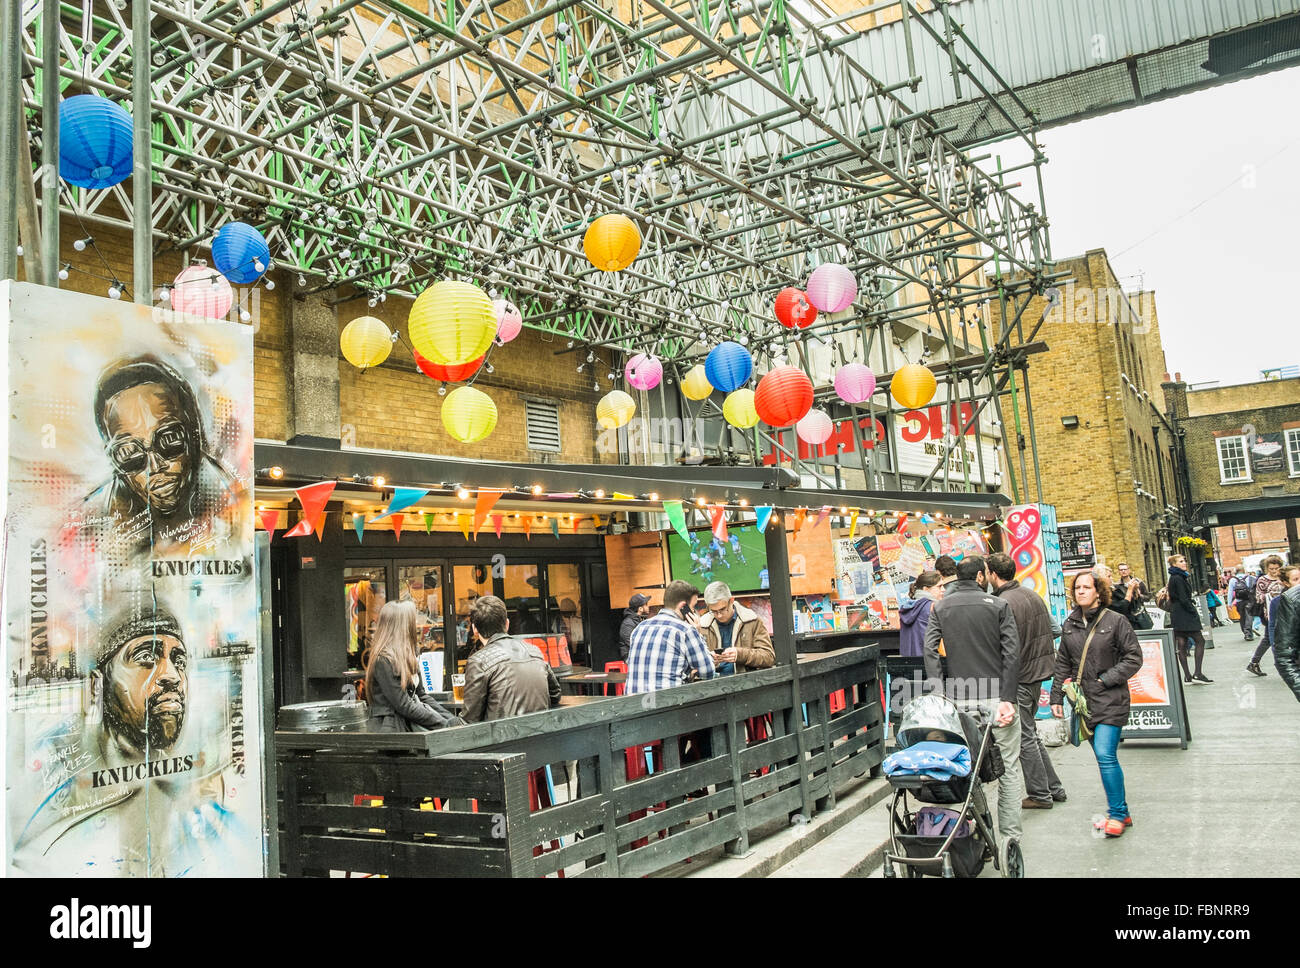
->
<box><xmin>211</xmin><ymin>222</ymin><xmax>271</xmax><ymax>284</ymax></box>
<box><xmin>704</xmin><ymin>342</ymin><xmax>753</xmax><ymax>393</ymax></box>
<box><xmin>58</xmin><ymin>95</ymin><xmax>134</xmax><ymax>190</ymax></box>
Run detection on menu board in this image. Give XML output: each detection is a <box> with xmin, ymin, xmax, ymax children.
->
<box><xmin>1121</xmin><ymin>629</ymin><xmax>1191</xmax><ymax>748</ymax></box>
<box><xmin>1058</xmin><ymin>520</ymin><xmax>1097</xmax><ymax>571</ymax></box>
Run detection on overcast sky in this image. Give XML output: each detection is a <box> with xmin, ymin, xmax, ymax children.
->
<box><xmin>986</xmin><ymin>66</ymin><xmax>1300</xmax><ymax>388</ymax></box>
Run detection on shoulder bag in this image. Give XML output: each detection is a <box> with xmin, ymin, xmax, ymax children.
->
<box><xmin>1062</xmin><ymin>614</ymin><xmax>1102</xmax><ymax>746</ymax></box>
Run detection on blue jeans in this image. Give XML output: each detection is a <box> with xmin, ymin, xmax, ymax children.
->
<box><xmin>1089</xmin><ymin>723</ymin><xmax>1129</xmax><ymax>821</ymax></box>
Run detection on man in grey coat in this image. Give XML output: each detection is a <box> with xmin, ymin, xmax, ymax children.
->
<box><xmin>988</xmin><ymin>553</ymin><xmax>1067</xmax><ymax>809</ymax></box>
<box><xmin>923</xmin><ymin>555</ymin><xmax>1023</xmax><ymax>841</ymax></box>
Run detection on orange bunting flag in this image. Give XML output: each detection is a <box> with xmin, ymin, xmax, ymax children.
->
<box><xmin>571</xmin><ymin>516</ymin><xmax>580</xmax><ymax>533</ymax></box>
<box><xmin>284</xmin><ymin>516</ymin><xmax>313</xmax><ymax>538</ymax></box>
<box><xmin>288</xmin><ymin>481</ymin><xmax>336</xmax><ymax>540</ymax></box>
<box><xmin>792</xmin><ymin>507</ymin><xmax>807</xmax><ymax>538</ymax></box>
<box><xmin>522</xmin><ymin>517</ymin><xmax>532</xmax><ymax>540</ymax></box>
<box><xmin>258</xmin><ymin>508</ymin><xmax>279</xmax><ymax>534</ymax></box>
<box><xmin>592</xmin><ymin>515</ymin><xmax>601</xmax><ymax>529</ymax></box>
<box><xmin>897</xmin><ymin>512</ymin><xmax>909</xmax><ymax>534</ymax></box>
<box><xmin>709</xmin><ymin>506</ymin><xmax>727</xmax><ymax>541</ymax></box>
<box><xmin>473</xmin><ymin>489</ymin><xmax>503</xmax><ymax>539</ymax></box>
<box><xmin>391</xmin><ymin>513</ymin><xmax>404</xmax><ymax>542</ymax></box>
<box><xmin>492</xmin><ymin>513</ymin><xmax>504</xmax><ymax>538</ymax></box>
<box><xmin>458</xmin><ymin>513</ymin><xmax>470</xmax><ymax>540</ymax></box>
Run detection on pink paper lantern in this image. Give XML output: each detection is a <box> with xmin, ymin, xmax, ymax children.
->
<box><xmin>833</xmin><ymin>363</ymin><xmax>876</xmax><ymax>404</ymax></box>
<box><xmin>806</xmin><ymin>263</ymin><xmax>857</xmax><ymax>313</ymax></box>
<box><xmin>172</xmin><ymin>260</ymin><xmax>233</xmax><ymax>319</ymax></box>
<box><xmin>625</xmin><ymin>353</ymin><xmax>663</xmax><ymax>391</ymax></box>
<box><xmin>796</xmin><ymin>409</ymin><xmax>834</xmax><ymax>445</ymax></box>
<box><xmin>493</xmin><ymin>299</ymin><xmax>523</xmax><ymax>344</ymax></box>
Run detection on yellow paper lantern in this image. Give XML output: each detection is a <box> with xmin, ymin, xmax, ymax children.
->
<box><xmin>583</xmin><ymin>213</ymin><xmax>641</xmax><ymax>271</ymax></box>
<box><xmin>441</xmin><ymin>385</ymin><xmax>498</xmax><ymax>443</ymax></box>
<box><xmin>723</xmin><ymin>389</ymin><xmax>760</xmax><ymax>429</ymax></box>
<box><xmin>681</xmin><ymin>364</ymin><xmax>713</xmax><ymax>401</ymax></box>
<box><xmin>408</xmin><ymin>280</ymin><xmax>497</xmax><ymax>366</ymax></box>
<box><xmin>891</xmin><ymin>363</ymin><xmax>937</xmax><ymax>410</ymax></box>
<box><xmin>340</xmin><ymin>316</ymin><xmax>392</xmax><ymax>369</ymax></box>
<box><xmin>596</xmin><ymin>389</ymin><xmax>636</xmax><ymax>429</ymax></box>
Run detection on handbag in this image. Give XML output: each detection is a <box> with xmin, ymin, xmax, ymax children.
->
<box><xmin>1132</xmin><ymin>608</ymin><xmax>1154</xmax><ymax>631</ymax></box>
<box><xmin>1227</xmin><ymin>604</ymin><xmax>1240</xmax><ymax>622</ymax></box>
<box><xmin>1062</xmin><ymin>614</ymin><xmax>1102</xmax><ymax>746</ymax></box>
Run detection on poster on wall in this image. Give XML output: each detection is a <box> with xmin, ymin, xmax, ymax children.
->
<box><xmin>1248</xmin><ymin>433</ymin><xmax>1285</xmax><ymax>474</ymax></box>
<box><xmin>2</xmin><ymin>282</ymin><xmax>260</xmax><ymax>876</ymax></box>
<box><xmin>1057</xmin><ymin>520</ymin><xmax>1097</xmax><ymax>571</ymax></box>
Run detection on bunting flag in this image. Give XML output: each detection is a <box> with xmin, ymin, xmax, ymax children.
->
<box><xmin>571</xmin><ymin>516</ymin><xmax>581</xmax><ymax>533</ymax></box>
<box><xmin>423</xmin><ymin>511</ymin><xmax>435</xmax><ymax>534</ymax></box>
<box><xmin>921</xmin><ymin>513</ymin><xmax>934</xmax><ymax>524</ymax></box>
<box><xmin>391</xmin><ymin>513</ymin><xmax>404</xmax><ymax>542</ymax></box>
<box><xmin>591</xmin><ymin>515</ymin><xmax>601</xmax><ymax>529</ymax></box>
<box><xmin>284</xmin><ymin>516</ymin><xmax>313</xmax><ymax>538</ymax></box>
<box><xmin>458</xmin><ymin>513</ymin><xmax>471</xmax><ymax>540</ymax></box>
<box><xmin>897</xmin><ymin>512</ymin><xmax>909</xmax><ymax>534</ymax></box>
<box><xmin>353</xmin><ymin>514</ymin><xmax>364</xmax><ymax>543</ymax></box>
<box><xmin>371</xmin><ymin>486</ymin><xmax>428</xmax><ymax>521</ymax></box>
<box><xmin>473</xmin><ymin>489</ymin><xmax>503</xmax><ymax>539</ymax></box>
<box><xmin>522</xmin><ymin>516</ymin><xmax>532</xmax><ymax>540</ymax></box>
<box><xmin>258</xmin><ymin>508</ymin><xmax>279</xmax><ymax>535</ymax></box>
<box><xmin>849</xmin><ymin>509</ymin><xmax>860</xmax><ymax>540</ymax></box>
<box><xmin>612</xmin><ymin>492</ymin><xmax>634</xmax><ymax>501</ymax></box>
<box><xmin>550</xmin><ymin>517</ymin><xmax>560</xmax><ymax>539</ymax></box>
<box><xmin>709</xmin><ymin>506</ymin><xmax>728</xmax><ymax>541</ymax></box>
<box><xmin>663</xmin><ymin>500</ymin><xmax>690</xmax><ymax>543</ymax></box>
<box><xmin>792</xmin><ymin>507</ymin><xmax>807</xmax><ymax>538</ymax></box>
<box><xmin>813</xmin><ymin>506</ymin><xmax>831</xmax><ymax>529</ymax></box>
<box><xmin>755</xmin><ymin>506</ymin><xmax>774</xmax><ymax>534</ymax></box>
<box><xmin>491</xmin><ymin>513</ymin><xmax>504</xmax><ymax>538</ymax></box>
<box><xmin>290</xmin><ymin>481</ymin><xmax>336</xmax><ymax>540</ymax></box>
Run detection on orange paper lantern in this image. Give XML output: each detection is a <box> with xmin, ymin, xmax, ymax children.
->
<box><xmin>583</xmin><ymin>214</ymin><xmax>641</xmax><ymax>271</ymax></box>
<box><xmin>891</xmin><ymin>363</ymin><xmax>937</xmax><ymax>409</ymax></box>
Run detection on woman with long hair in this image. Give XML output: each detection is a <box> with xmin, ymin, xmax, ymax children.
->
<box><xmin>1050</xmin><ymin>571</ymin><xmax>1143</xmax><ymax>838</ymax></box>
<box><xmin>365</xmin><ymin>601</ymin><xmax>460</xmax><ymax>732</ymax></box>
<box><xmin>898</xmin><ymin>570</ymin><xmax>944</xmax><ymax>659</ymax></box>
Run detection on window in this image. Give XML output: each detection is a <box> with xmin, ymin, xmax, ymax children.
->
<box><xmin>525</xmin><ymin>398</ymin><xmax>561</xmax><ymax>453</ymax></box>
<box><xmin>1235</xmin><ymin>529</ymin><xmax>1249</xmax><ymax>541</ymax></box>
<box><xmin>1288</xmin><ymin>428</ymin><xmax>1300</xmax><ymax>477</ymax></box>
<box><xmin>1216</xmin><ymin>435</ymin><xmax>1251</xmax><ymax>484</ymax></box>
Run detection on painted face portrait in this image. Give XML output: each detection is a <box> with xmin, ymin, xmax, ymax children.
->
<box><xmin>102</xmin><ymin>382</ymin><xmax>195</xmax><ymax>516</ymax></box>
<box><xmin>96</xmin><ymin>630</ymin><xmax>189</xmax><ymax>754</ymax></box>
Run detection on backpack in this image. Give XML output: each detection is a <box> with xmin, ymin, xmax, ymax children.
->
<box><xmin>1155</xmin><ymin>586</ymin><xmax>1172</xmax><ymax>612</ymax></box>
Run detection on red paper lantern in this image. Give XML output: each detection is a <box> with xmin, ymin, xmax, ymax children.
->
<box><xmin>754</xmin><ymin>365</ymin><xmax>814</xmax><ymax>427</ymax></box>
<box><xmin>774</xmin><ymin>287</ymin><xmax>818</xmax><ymax>329</ymax></box>
<box><xmin>414</xmin><ymin>348</ymin><xmax>485</xmax><ymax>382</ymax></box>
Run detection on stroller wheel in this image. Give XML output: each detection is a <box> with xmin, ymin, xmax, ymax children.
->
<box><xmin>999</xmin><ymin>837</ymin><xmax>1025</xmax><ymax>879</ymax></box>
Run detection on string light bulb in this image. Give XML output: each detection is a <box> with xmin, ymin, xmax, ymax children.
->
<box><xmin>73</xmin><ymin>237</ymin><xmax>91</xmax><ymax>252</ymax></box>
<box><xmin>531</xmin><ymin>484</ymin><xmax>543</xmax><ymax>495</ymax></box>
<box><xmin>107</xmin><ymin>283</ymin><xmax>122</xmax><ymax>300</ymax></box>
<box><xmin>457</xmin><ymin>487</ymin><xmax>470</xmax><ymax>500</ymax></box>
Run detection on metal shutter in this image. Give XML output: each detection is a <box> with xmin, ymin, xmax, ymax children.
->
<box><xmin>525</xmin><ymin>399</ymin><xmax>561</xmax><ymax>453</ymax></box>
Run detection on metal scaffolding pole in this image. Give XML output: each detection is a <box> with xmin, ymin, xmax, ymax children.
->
<box><xmin>40</xmin><ymin>0</ymin><xmax>58</xmax><ymax>286</ymax></box>
<box><xmin>0</xmin><ymin>0</ymin><xmax>20</xmax><ymax>282</ymax></box>
<box><xmin>132</xmin><ymin>0</ymin><xmax>152</xmax><ymax>304</ymax></box>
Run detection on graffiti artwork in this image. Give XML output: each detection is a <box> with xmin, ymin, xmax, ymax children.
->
<box><xmin>2</xmin><ymin>282</ymin><xmax>261</xmax><ymax>877</ymax></box>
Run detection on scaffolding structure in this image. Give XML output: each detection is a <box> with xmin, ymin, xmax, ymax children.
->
<box><xmin>4</xmin><ymin>0</ymin><xmax>1059</xmax><ymax>500</ymax></box>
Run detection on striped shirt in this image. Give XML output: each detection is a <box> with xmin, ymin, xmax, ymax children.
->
<box><xmin>626</xmin><ymin>610</ymin><xmax>717</xmax><ymax>694</ymax></box>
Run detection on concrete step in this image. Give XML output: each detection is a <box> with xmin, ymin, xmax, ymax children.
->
<box><xmin>768</xmin><ymin>795</ymin><xmax>892</xmax><ymax>878</ymax></box>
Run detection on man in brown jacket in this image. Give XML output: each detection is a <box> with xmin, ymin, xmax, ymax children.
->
<box><xmin>988</xmin><ymin>553</ymin><xmax>1067</xmax><ymax>809</ymax></box>
<box><xmin>698</xmin><ymin>581</ymin><xmax>775</xmax><ymax>673</ymax></box>
<box><xmin>462</xmin><ymin>595</ymin><xmax>562</xmax><ymax>723</ymax></box>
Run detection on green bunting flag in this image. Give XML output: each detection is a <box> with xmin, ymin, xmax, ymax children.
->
<box><xmin>663</xmin><ymin>500</ymin><xmax>690</xmax><ymax>542</ymax></box>
<box><xmin>353</xmin><ymin>514</ymin><xmax>364</xmax><ymax>543</ymax></box>
<box><xmin>550</xmin><ymin>516</ymin><xmax>560</xmax><ymax>539</ymax></box>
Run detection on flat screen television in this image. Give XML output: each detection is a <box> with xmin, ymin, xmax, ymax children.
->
<box><xmin>665</xmin><ymin>524</ymin><xmax>770</xmax><ymax>593</ymax></box>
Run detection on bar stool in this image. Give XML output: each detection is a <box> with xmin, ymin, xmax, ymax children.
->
<box><xmin>603</xmin><ymin>661</ymin><xmax>627</xmax><ymax>696</ymax></box>
<box><xmin>528</xmin><ymin>766</ymin><xmax>566</xmax><ymax>877</ymax></box>
<box><xmin>624</xmin><ymin>740</ymin><xmax>667</xmax><ymax>849</ymax></box>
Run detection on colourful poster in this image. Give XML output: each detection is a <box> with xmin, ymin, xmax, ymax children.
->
<box><xmin>1128</xmin><ymin>638</ymin><xmax>1170</xmax><ymax>706</ymax></box>
<box><xmin>3</xmin><ymin>282</ymin><xmax>260</xmax><ymax>876</ymax></box>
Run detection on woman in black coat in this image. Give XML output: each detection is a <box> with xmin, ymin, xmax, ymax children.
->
<box><xmin>1167</xmin><ymin>553</ymin><xmax>1211</xmax><ymax>683</ymax></box>
<box><xmin>364</xmin><ymin>601</ymin><xmax>462</xmax><ymax>732</ymax></box>
<box><xmin>1051</xmin><ymin>572</ymin><xmax>1144</xmax><ymax>838</ymax></box>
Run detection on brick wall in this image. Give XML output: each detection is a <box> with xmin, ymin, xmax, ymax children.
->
<box><xmin>1176</xmin><ymin>402</ymin><xmax>1300</xmax><ymax>504</ymax></box>
<box><xmin>1185</xmin><ymin>377</ymin><xmax>1300</xmax><ymax>417</ymax></box>
<box><xmin>1214</xmin><ymin>520</ymin><xmax>1299</xmax><ymax>569</ymax></box>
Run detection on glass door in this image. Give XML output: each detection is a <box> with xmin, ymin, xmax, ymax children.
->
<box><xmin>344</xmin><ymin>566</ymin><xmax>388</xmax><ymax>673</ymax></box>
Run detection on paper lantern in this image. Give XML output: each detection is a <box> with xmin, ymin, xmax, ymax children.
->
<box><xmin>596</xmin><ymin>390</ymin><xmax>636</xmax><ymax>429</ymax></box>
<box><xmin>58</xmin><ymin>94</ymin><xmax>133</xmax><ymax>189</ymax></box>
<box><xmin>797</xmin><ymin>409</ymin><xmax>834</xmax><ymax>445</ymax></box>
<box><xmin>340</xmin><ymin>316</ymin><xmax>393</xmax><ymax>369</ymax></box>
<box><xmin>681</xmin><ymin>364</ymin><xmax>713</xmax><ymax>401</ymax></box>
<box><xmin>722</xmin><ymin>389</ymin><xmax>760</xmax><ymax>429</ymax></box>
<box><xmin>774</xmin><ymin>287</ymin><xmax>818</xmax><ymax>329</ymax></box>
<box><xmin>171</xmin><ymin>261</ymin><xmax>233</xmax><ymax>319</ymax></box>
<box><xmin>212</xmin><ymin>222</ymin><xmax>270</xmax><ymax>284</ymax></box>
<box><xmin>583</xmin><ymin>214</ymin><xmax>641</xmax><ymax>271</ymax></box>
<box><xmin>442</xmin><ymin>386</ymin><xmax>498</xmax><ymax>443</ymax></box>
<box><xmin>625</xmin><ymin>353</ymin><xmax>663</xmax><ymax>391</ymax></box>
<box><xmin>806</xmin><ymin>263</ymin><xmax>857</xmax><ymax>313</ymax></box>
<box><xmin>754</xmin><ymin>365</ymin><xmax>814</xmax><ymax>427</ymax></box>
<box><xmin>705</xmin><ymin>342</ymin><xmax>753</xmax><ymax>393</ymax></box>
<box><xmin>408</xmin><ymin>280</ymin><xmax>497</xmax><ymax>365</ymax></box>
<box><xmin>834</xmin><ymin>363</ymin><xmax>876</xmax><ymax>404</ymax></box>
<box><xmin>493</xmin><ymin>299</ymin><xmax>523</xmax><ymax>344</ymax></box>
<box><xmin>891</xmin><ymin>363</ymin><xmax>937</xmax><ymax>409</ymax></box>
<box><xmin>413</xmin><ymin>348</ymin><xmax>484</xmax><ymax>382</ymax></box>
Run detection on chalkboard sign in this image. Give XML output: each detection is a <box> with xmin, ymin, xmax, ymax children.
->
<box><xmin>1122</xmin><ymin>628</ymin><xmax>1191</xmax><ymax>748</ymax></box>
<box><xmin>1058</xmin><ymin>520</ymin><xmax>1097</xmax><ymax>571</ymax></box>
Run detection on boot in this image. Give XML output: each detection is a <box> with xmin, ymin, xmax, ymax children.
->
<box><xmin>1246</xmin><ymin>662</ymin><xmax>1267</xmax><ymax>677</ymax></box>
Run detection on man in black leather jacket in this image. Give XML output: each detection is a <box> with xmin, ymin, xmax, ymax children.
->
<box><xmin>462</xmin><ymin>595</ymin><xmax>562</xmax><ymax>723</ymax></box>
<box><xmin>1274</xmin><ymin>585</ymin><xmax>1300</xmax><ymax>703</ymax></box>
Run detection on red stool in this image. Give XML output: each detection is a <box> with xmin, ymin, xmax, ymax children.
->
<box><xmin>604</xmin><ymin>661</ymin><xmax>627</xmax><ymax>697</ymax></box>
<box><xmin>624</xmin><ymin>740</ymin><xmax>667</xmax><ymax>849</ymax></box>
<box><xmin>829</xmin><ymin>688</ymin><xmax>847</xmax><ymax>714</ymax></box>
<box><xmin>527</xmin><ymin>768</ymin><xmax>565</xmax><ymax>877</ymax></box>
<box><xmin>744</xmin><ymin>713</ymin><xmax>773</xmax><ymax>776</ymax></box>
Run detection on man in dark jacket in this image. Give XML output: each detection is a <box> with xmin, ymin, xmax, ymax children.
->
<box><xmin>1167</xmin><ymin>554</ymin><xmax>1212</xmax><ymax>684</ymax></box>
<box><xmin>923</xmin><ymin>555</ymin><xmax>1023</xmax><ymax>841</ymax></box>
<box><xmin>619</xmin><ymin>594</ymin><xmax>651</xmax><ymax>661</ymax></box>
<box><xmin>1275</xmin><ymin>584</ymin><xmax>1300</xmax><ymax>703</ymax></box>
<box><xmin>988</xmin><ymin>553</ymin><xmax>1067</xmax><ymax>809</ymax></box>
<box><xmin>462</xmin><ymin>596</ymin><xmax>562</xmax><ymax>723</ymax></box>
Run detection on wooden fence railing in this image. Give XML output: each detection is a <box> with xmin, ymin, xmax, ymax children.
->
<box><xmin>276</xmin><ymin>646</ymin><xmax>883</xmax><ymax>877</ymax></box>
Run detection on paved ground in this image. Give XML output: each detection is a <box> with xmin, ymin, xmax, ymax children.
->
<box><xmin>853</xmin><ymin>625</ymin><xmax>1300</xmax><ymax>878</ymax></box>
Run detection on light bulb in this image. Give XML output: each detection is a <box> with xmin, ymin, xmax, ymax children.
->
<box><xmin>368</xmin><ymin>297</ymin><xmax>377</xmax><ymax>308</ymax></box>
<box><xmin>16</xmin><ymin>244</ymin><xmax>23</xmax><ymax>256</ymax></box>
<box><xmin>240</xmin><ymin>309</ymin><xmax>251</xmax><ymax>322</ymax></box>
<box><xmin>159</xmin><ymin>286</ymin><xmax>170</xmax><ymax>302</ymax></box>
<box><xmin>437</xmin><ymin>385</ymin><xmax>446</xmax><ymax>396</ymax></box>
<box><xmin>253</xmin><ymin>260</ymin><xmax>265</xmax><ymax>272</ymax></box>
<box><xmin>457</xmin><ymin>488</ymin><xmax>470</xmax><ymax>500</ymax></box>
<box><xmin>586</xmin><ymin>351</ymin><xmax>594</xmax><ymax>362</ymax></box>
<box><xmin>73</xmin><ymin>237</ymin><xmax>89</xmax><ymax>251</ymax></box>
<box><xmin>297</xmin><ymin>274</ymin><xmax>307</xmax><ymax>287</ymax></box>
<box><xmin>264</xmin><ymin>279</ymin><xmax>275</xmax><ymax>290</ymax></box>
<box><xmin>58</xmin><ymin>267</ymin><xmax>69</xmax><ymax>281</ymax></box>
<box><xmin>532</xmin><ymin>484</ymin><xmax>543</xmax><ymax>495</ymax></box>
<box><xmin>107</xmin><ymin>285</ymin><xmax>121</xmax><ymax>300</ymax></box>
<box><xmin>577</xmin><ymin>364</ymin><xmax>584</xmax><ymax>372</ymax></box>
<box><xmin>486</xmin><ymin>364</ymin><xmax>495</xmax><ymax>374</ymax></box>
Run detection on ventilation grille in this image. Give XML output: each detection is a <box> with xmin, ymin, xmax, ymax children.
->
<box><xmin>525</xmin><ymin>399</ymin><xmax>562</xmax><ymax>453</ymax></box>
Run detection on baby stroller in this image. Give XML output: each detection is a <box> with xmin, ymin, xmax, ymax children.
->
<box><xmin>881</xmin><ymin>695</ymin><xmax>1024</xmax><ymax>878</ymax></box>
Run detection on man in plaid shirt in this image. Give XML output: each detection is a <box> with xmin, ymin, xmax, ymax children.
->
<box><xmin>626</xmin><ymin>580</ymin><xmax>717</xmax><ymax>694</ymax></box>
